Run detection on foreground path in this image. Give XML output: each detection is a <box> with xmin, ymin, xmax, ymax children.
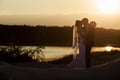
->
<box><xmin>0</xmin><ymin>59</ymin><xmax>120</xmax><ymax>80</ymax></box>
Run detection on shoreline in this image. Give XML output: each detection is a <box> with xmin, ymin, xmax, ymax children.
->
<box><xmin>47</xmin><ymin>50</ymin><xmax>120</xmax><ymax>66</ymax></box>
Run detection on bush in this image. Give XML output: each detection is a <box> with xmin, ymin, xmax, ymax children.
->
<box><xmin>0</xmin><ymin>45</ymin><xmax>44</xmax><ymax>63</ymax></box>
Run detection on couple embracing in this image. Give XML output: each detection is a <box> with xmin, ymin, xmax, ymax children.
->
<box><xmin>68</xmin><ymin>18</ymin><xmax>96</xmax><ymax>68</ymax></box>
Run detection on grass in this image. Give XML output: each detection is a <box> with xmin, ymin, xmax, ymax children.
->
<box><xmin>48</xmin><ymin>50</ymin><xmax>120</xmax><ymax>66</ymax></box>
<box><xmin>91</xmin><ymin>50</ymin><xmax>120</xmax><ymax>66</ymax></box>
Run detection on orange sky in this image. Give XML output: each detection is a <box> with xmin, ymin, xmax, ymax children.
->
<box><xmin>0</xmin><ymin>0</ymin><xmax>120</xmax><ymax>29</ymax></box>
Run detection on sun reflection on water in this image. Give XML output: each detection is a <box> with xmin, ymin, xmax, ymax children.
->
<box><xmin>105</xmin><ymin>46</ymin><xmax>113</xmax><ymax>52</ymax></box>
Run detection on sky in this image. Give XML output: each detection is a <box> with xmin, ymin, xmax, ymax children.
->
<box><xmin>0</xmin><ymin>0</ymin><xmax>120</xmax><ymax>29</ymax></box>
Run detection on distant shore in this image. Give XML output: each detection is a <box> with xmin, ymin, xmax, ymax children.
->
<box><xmin>0</xmin><ymin>24</ymin><xmax>120</xmax><ymax>47</ymax></box>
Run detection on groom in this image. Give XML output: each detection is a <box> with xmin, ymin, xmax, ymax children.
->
<box><xmin>82</xmin><ymin>18</ymin><xmax>96</xmax><ymax>68</ymax></box>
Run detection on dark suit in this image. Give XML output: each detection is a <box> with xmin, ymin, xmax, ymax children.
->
<box><xmin>85</xmin><ymin>25</ymin><xmax>95</xmax><ymax>68</ymax></box>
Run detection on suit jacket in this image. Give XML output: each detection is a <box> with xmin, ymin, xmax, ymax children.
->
<box><xmin>86</xmin><ymin>26</ymin><xmax>95</xmax><ymax>46</ymax></box>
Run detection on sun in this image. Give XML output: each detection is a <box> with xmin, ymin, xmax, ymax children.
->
<box><xmin>96</xmin><ymin>0</ymin><xmax>119</xmax><ymax>14</ymax></box>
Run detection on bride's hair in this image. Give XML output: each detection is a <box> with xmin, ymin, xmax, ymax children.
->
<box><xmin>75</xmin><ymin>20</ymin><xmax>82</xmax><ymax>27</ymax></box>
<box><xmin>75</xmin><ymin>20</ymin><xmax>82</xmax><ymax>35</ymax></box>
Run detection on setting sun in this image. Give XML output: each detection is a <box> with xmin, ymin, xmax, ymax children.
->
<box><xmin>96</xmin><ymin>0</ymin><xmax>119</xmax><ymax>14</ymax></box>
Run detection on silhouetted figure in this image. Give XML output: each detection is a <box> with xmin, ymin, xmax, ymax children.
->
<box><xmin>82</xmin><ymin>18</ymin><xmax>89</xmax><ymax>33</ymax></box>
<box><xmin>85</xmin><ymin>21</ymin><xmax>97</xmax><ymax>68</ymax></box>
<box><xmin>82</xmin><ymin>18</ymin><xmax>89</xmax><ymax>68</ymax></box>
<box><xmin>68</xmin><ymin>20</ymin><xmax>86</xmax><ymax>68</ymax></box>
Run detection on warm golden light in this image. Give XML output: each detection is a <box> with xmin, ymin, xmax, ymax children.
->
<box><xmin>96</xmin><ymin>0</ymin><xmax>119</xmax><ymax>14</ymax></box>
<box><xmin>105</xmin><ymin>46</ymin><xmax>113</xmax><ymax>52</ymax></box>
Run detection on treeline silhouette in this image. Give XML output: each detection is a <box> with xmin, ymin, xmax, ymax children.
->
<box><xmin>0</xmin><ymin>24</ymin><xmax>120</xmax><ymax>47</ymax></box>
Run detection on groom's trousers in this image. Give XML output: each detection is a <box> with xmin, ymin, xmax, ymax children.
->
<box><xmin>85</xmin><ymin>44</ymin><xmax>92</xmax><ymax>68</ymax></box>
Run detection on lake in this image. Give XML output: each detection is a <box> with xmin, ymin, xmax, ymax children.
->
<box><xmin>1</xmin><ymin>46</ymin><xmax>120</xmax><ymax>61</ymax></box>
<box><xmin>43</xmin><ymin>46</ymin><xmax>120</xmax><ymax>60</ymax></box>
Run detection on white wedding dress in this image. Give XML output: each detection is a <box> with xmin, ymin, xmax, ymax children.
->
<box><xmin>68</xmin><ymin>26</ymin><xmax>86</xmax><ymax>68</ymax></box>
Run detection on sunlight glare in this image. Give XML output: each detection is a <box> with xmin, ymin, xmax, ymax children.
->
<box><xmin>105</xmin><ymin>46</ymin><xmax>113</xmax><ymax>52</ymax></box>
<box><xmin>96</xmin><ymin>0</ymin><xmax>119</xmax><ymax>14</ymax></box>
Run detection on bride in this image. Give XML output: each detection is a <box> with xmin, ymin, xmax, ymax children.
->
<box><xmin>68</xmin><ymin>20</ymin><xmax>86</xmax><ymax>68</ymax></box>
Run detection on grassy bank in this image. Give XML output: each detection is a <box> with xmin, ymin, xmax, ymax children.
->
<box><xmin>48</xmin><ymin>50</ymin><xmax>120</xmax><ymax>66</ymax></box>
